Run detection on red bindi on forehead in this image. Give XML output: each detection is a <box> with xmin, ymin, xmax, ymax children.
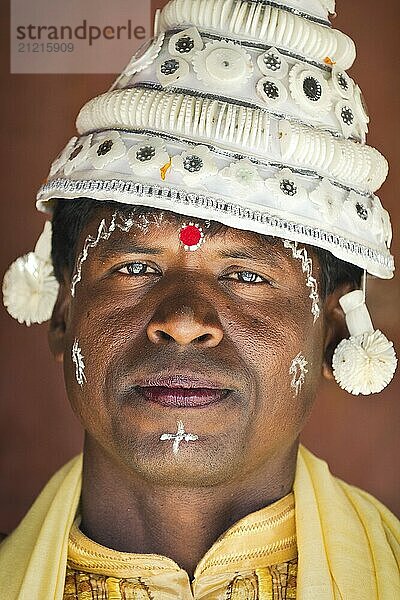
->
<box><xmin>179</xmin><ymin>223</ymin><xmax>205</xmax><ymax>252</ymax></box>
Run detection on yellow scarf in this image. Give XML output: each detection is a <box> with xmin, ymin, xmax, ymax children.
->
<box><xmin>1</xmin><ymin>445</ymin><xmax>399</xmax><ymax>599</ymax></box>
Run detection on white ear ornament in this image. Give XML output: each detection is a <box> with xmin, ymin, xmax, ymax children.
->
<box><xmin>332</xmin><ymin>275</ymin><xmax>397</xmax><ymax>395</ymax></box>
<box><xmin>2</xmin><ymin>221</ymin><xmax>59</xmax><ymax>326</ymax></box>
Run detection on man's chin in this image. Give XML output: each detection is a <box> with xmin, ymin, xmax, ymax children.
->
<box><xmin>114</xmin><ymin>432</ymin><xmax>245</xmax><ymax>488</ymax></box>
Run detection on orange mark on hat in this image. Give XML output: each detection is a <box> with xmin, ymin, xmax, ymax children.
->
<box><xmin>160</xmin><ymin>159</ymin><xmax>172</xmax><ymax>181</ymax></box>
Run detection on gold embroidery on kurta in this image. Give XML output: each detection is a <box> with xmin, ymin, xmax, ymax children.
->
<box><xmin>226</xmin><ymin>573</ymin><xmax>259</xmax><ymax>599</ymax></box>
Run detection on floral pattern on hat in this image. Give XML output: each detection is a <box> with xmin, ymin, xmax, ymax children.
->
<box><xmin>171</xmin><ymin>145</ymin><xmax>218</xmax><ymax>186</ymax></box>
<box><xmin>289</xmin><ymin>64</ymin><xmax>332</xmax><ymax>116</ymax></box>
<box><xmin>310</xmin><ymin>178</ymin><xmax>342</xmax><ymax>224</ymax></box>
<box><xmin>256</xmin><ymin>77</ymin><xmax>288</xmax><ymax>106</ymax></box>
<box><xmin>88</xmin><ymin>132</ymin><xmax>127</xmax><ymax>169</ymax></box>
<box><xmin>63</xmin><ymin>135</ymin><xmax>93</xmax><ymax>176</ymax></box>
<box><xmin>265</xmin><ymin>168</ymin><xmax>308</xmax><ymax>203</ymax></box>
<box><xmin>331</xmin><ymin>67</ymin><xmax>354</xmax><ymax>100</ymax></box>
<box><xmin>335</xmin><ymin>100</ymin><xmax>359</xmax><ymax>138</ymax></box>
<box><xmin>169</xmin><ymin>27</ymin><xmax>204</xmax><ymax>58</ymax></box>
<box><xmin>127</xmin><ymin>138</ymin><xmax>170</xmax><ymax>176</ymax></box>
<box><xmin>370</xmin><ymin>197</ymin><xmax>393</xmax><ymax>248</ymax></box>
<box><xmin>257</xmin><ymin>48</ymin><xmax>289</xmax><ymax>80</ymax></box>
<box><xmin>220</xmin><ymin>159</ymin><xmax>264</xmax><ymax>193</ymax></box>
<box><xmin>343</xmin><ymin>191</ymin><xmax>373</xmax><ymax>229</ymax></box>
<box><xmin>122</xmin><ymin>33</ymin><xmax>165</xmax><ymax>78</ymax></box>
<box><xmin>157</xmin><ymin>57</ymin><xmax>190</xmax><ymax>86</ymax></box>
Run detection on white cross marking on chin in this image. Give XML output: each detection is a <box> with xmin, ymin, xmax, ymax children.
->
<box><xmin>160</xmin><ymin>420</ymin><xmax>199</xmax><ymax>455</ymax></box>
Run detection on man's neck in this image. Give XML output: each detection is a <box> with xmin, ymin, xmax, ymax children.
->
<box><xmin>80</xmin><ymin>436</ymin><xmax>298</xmax><ymax>580</ymax></box>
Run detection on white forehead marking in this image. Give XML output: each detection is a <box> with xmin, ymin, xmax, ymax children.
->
<box><xmin>134</xmin><ymin>211</ymin><xmax>168</xmax><ymax>233</ymax></box>
<box><xmin>70</xmin><ymin>211</ymin><xmax>168</xmax><ymax>297</ymax></box>
<box><xmin>283</xmin><ymin>240</ymin><xmax>320</xmax><ymax>323</ymax></box>
<box><xmin>72</xmin><ymin>339</ymin><xmax>87</xmax><ymax>387</ymax></box>
<box><xmin>160</xmin><ymin>420</ymin><xmax>199</xmax><ymax>455</ymax></box>
<box><xmin>289</xmin><ymin>352</ymin><xmax>309</xmax><ymax>396</ymax></box>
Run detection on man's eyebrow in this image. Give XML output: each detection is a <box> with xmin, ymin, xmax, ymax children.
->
<box><xmin>218</xmin><ymin>247</ymin><xmax>284</xmax><ymax>267</ymax></box>
<box><xmin>95</xmin><ymin>239</ymin><xmax>166</xmax><ymax>259</ymax></box>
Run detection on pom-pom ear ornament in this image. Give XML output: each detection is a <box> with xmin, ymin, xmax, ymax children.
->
<box><xmin>332</xmin><ymin>286</ymin><xmax>397</xmax><ymax>395</ymax></box>
<box><xmin>2</xmin><ymin>222</ymin><xmax>59</xmax><ymax>326</ymax></box>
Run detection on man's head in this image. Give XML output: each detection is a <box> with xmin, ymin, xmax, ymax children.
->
<box><xmin>4</xmin><ymin>0</ymin><xmax>397</xmax><ymax>454</ymax></box>
<box><xmin>48</xmin><ymin>198</ymin><xmax>361</xmax><ymax>487</ymax></box>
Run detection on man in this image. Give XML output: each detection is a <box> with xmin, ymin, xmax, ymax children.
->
<box><xmin>1</xmin><ymin>0</ymin><xmax>399</xmax><ymax>598</ymax></box>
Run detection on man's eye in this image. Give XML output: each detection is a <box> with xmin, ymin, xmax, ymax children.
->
<box><xmin>226</xmin><ymin>271</ymin><xmax>266</xmax><ymax>284</ymax></box>
<box><xmin>118</xmin><ymin>262</ymin><xmax>158</xmax><ymax>276</ymax></box>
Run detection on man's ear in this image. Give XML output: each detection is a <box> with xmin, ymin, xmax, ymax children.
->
<box><xmin>321</xmin><ymin>283</ymin><xmax>356</xmax><ymax>381</ymax></box>
<box><xmin>48</xmin><ymin>275</ymin><xmax>71</xmax><ymax>363</ymax></box>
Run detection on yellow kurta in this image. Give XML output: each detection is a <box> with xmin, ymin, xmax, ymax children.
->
<box><xmin>64</xmin><ymin>492</ymin><xmax>297</xmax><ymax>599</ymax></box>
<box><xmin>1</xmin><ymin>446</ymin><xmax>399</xmax><ymax>599</ymax></box>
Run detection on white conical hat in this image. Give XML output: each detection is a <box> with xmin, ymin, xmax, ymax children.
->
<box><xmin>36</xmin><ymin>0</ymin><xmax>393</xmax><ymax>279</ymax></box>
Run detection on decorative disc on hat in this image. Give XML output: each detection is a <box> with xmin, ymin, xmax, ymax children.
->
<box><xmin>310</xmin><ymin>178</ymin><xmax>342</xmax><ymax>225</ymax></box>
<box><xmin>256</xmin><ymin>77</ymin><xmax>288</xmax><ymax>106</ymax></box>
<box><xmin>289</xmin><ymin>64</ymin><xmax>332</xmax><ymax>116</ymax></box>
<box><xmin>192</xmin><ymin>40</ymin><xmax>253</xmax><ymax>88</ymax></box>
<box><xmin>64</xmin><ymin>134</ymin><xmax>93</xmax><ymax>176</ymax></box>
<box><xmin>171</xmin><ymin>145</ymin><xmax>218</xmax><ymax>187</ymax></box>
<box><xmin>335</xmin><ymin>100</ymin><xmax>359</xmax><ymax>138</ymax></box>
<box><xmin>257</xmin><ymin>48</ymin><xmax>289</xmax><ymax>80</ymax></box>
<box><xmin>331</xmin><ymin>67</ymin><xmax>354</xmax><ymax>100</ymax></box>
<box><xmin>221</xmin><ymin>159</ymin><xmax>264</xmax><ymax>193</ymax></box>
<box><xmin>265</xmin><ymin>168</ymin><xmax>308</xmax><ymax>204</ymax></box>
<box><xmin>88</xmin><ymin>131</ymin><xmax>126</xmax><ymax>169</ymax></box>
<box><xmin>168</xmin><ymin>27</ymin><xmax>204</xmax><ymax>58</ymax></box>
<box><xmin>127</xmin><ymin>137</ymin><xmax>170</xmax><ymax>176</ymax></box>
<box><xmin>157</xmin><ymin>56</ymin><xmax>190</xmax><ymax>86</ymax></box>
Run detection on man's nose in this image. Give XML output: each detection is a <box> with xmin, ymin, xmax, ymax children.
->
<box><xmin>146</xmin><ymin>298</ymin><xmax>224</xmax><ymax>348</ymax></box>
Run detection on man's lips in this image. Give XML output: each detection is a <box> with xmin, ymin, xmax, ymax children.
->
<box><xmin>138</xmin><ymin>386</ymin><xmax>230</xmax><ymax>408</ymax></box>
<box><xmin>133</xmin><ymin>375</ymin><xmax>231</xmax><ymax>408</ymax></box>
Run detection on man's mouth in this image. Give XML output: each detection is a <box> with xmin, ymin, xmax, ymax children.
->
<box><xmin>134</xmin><ymin>375</ymin><xmax>231</xmax><ymax>408</ymax></box>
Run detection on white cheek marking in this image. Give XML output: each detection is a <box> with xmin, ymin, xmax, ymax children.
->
<box><xmin>290</xmin><ymin>352</ymin><xmax>309</xmax><ymax>396</ymax></box>
<box><xmin>283</xmin><ymin>240</ymin><xmax>320</xmax><ymax>323</ymax></box>
<box><xmin>72</xmin><ymin>339</ymin><xmax>87</xmax><ymax>387</ymax></box>
<box><xmin>160</xmin><ymin>420</ymin><xmax>199</xmax><ymax>455</ymax></box>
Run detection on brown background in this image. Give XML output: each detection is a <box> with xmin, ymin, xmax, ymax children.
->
<box><xmin>0</xmin><ymin>0</ymin><xmax>399</xmax><ymax>534</ymax></box>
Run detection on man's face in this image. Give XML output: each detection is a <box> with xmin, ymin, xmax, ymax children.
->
<box><xmin>55</xmin><ymin>206</ymin><xmax>328</xmax><ymax>486</ymax></box>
